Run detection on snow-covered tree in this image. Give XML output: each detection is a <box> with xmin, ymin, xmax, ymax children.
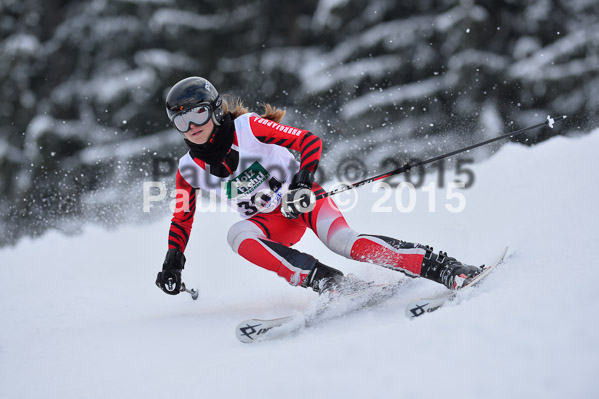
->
<box><xmin>0</xmin><ymin>0</ymin><xmax>597</xmax><ymax>245</ymax></box>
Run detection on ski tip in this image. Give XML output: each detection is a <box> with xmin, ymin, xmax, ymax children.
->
<box><xmin>235</xmin><ymin>317</ymin><xmax>295</xmax><ymax>344</ymax></box>
<box><xmin>235</xmin><ymin>319</ymin><xmax>265</xmax><ymax>344</ymax></box>
<box><xmin>405</xmin><ymin>298</ymin><xmax>447</xmax><ymax>319</ymax></box>
<box><xmin>501</xmin><ymin>246</ymin><xmax>510</xmax><ymax>261</ymax></box>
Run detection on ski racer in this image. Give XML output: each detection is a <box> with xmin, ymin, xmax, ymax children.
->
<box><xmin>155</xmin><ymin>76</ymin><xmax>481</xmax><ymax>296</ymax></box>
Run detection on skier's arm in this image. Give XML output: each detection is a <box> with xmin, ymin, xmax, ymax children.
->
<box><xmin>249</xmin><ymin>116</ymin><xmax>322</xmax><ymax>174</ymax></box>
<box><xmin>168</xmin><ymin>169</ymin><xmax>197</xmax><ymax>253</ymax></box>
<box><xmin>156</xmin><ymin>170</ymin><xmax>196</xmax><ymax>295</ymax></box>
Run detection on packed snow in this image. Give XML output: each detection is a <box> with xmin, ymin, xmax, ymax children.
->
<box><xmin>1</xmin><ymin>129</ymin><xmax>598</xmax><ymax>399</ymax></box>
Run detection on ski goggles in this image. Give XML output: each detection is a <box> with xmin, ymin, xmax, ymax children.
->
<box><xmin>171</xmin><ymin>104</ymin><xmax>213</xmax><ymax>133</ymax></box>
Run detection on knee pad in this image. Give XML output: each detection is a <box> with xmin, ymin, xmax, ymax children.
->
<box><xmin>326</xmin><ymin>227</ymin><xmax>360</xmax><ymax>258</ymax></box>
<box><xmin>227</xmin><ymin>220</ymin><xmax>264</xmax><ymax>253</ymax></box>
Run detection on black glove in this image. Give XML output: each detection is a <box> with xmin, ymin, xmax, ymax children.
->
<box><xmin>156</xmin><ymin>248</ymin><xmax>186</xmax><ymax>295</ymax></box>
<box><xmin>281</xmin><ymin>169</ymin><xmax>315</xmax><ymax>219</ymax></box>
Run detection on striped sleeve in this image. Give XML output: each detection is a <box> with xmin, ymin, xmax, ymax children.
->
<box><xmin>168</xmin><ymin>169</ymin><xmax>197</xmax><ymax>252</ymax></box>
<box><xmin>249</xmin><ymin>115</ymin><xmax>322</xmax><ymax>173</ymax></box>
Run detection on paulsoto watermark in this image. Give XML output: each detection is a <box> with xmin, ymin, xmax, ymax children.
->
<box><xmin>143</xmin><ymin>155</ymin><xmax>476</xmax><ymax>214</ymax></box>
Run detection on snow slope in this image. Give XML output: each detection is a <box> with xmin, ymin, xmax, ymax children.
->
<box><xmin>1</xmin><ymin>130</ymin><xmax>599</xmax><ymax>399</ymax></box>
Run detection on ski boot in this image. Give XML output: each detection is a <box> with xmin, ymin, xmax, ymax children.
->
<box><xmin>302</xmin><ymin>262</ymin><xmax>374</xmax><ymax>295</ymax></box>
<box><xmin>302</xmin><ymin>262</ymin><xmax>345</xmax><ymax>294</ymax></box>
<box><xmin>420</xmin><ymin>246</ymin><xmax>481</xmax><ymax>290</ymax></box>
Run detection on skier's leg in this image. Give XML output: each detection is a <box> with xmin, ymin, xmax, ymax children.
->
<box><xmin>227</xmin><ymin>211</ymin><xmax>343</xmax><ymax>291</ymax></box>
<box><xmin>300</xmin><ymin>187</ymin><xmax>424</xmax><ymax>276</ymax></box>
<box><xmin>304</xmin><ymin>184</ymin><xmax>480</xmax><ymax>290</ymax></box>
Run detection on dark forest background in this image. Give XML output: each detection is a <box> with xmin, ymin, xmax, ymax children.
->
<box><xmin>1</xmin><ymin>0</ymin><xmax>597</xmax><ymax>246</ymax></box>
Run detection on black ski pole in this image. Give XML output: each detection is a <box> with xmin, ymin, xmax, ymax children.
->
<box><xmin>316</xmin><ymin>115</ymin><xmax>566</xmax><ymax>200</ymax></box>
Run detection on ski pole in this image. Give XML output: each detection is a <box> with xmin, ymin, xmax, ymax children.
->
<box><xmin>316</xmin><ymin>115</ymin><xmax>566</xmax><ymax>200</ymax></box>
<box><xmin>180</xmin><ymin>282</ymin><xmax>199</xmax><ymax>300</ymax></box>
<box><xmin>165</xmin><ymin>277</ymin><xmax>199</xmax><ymax>300</ymax></box>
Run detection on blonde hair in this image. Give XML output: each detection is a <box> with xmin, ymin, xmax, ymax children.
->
<box><xmin>222</xmin><ymin>95</ymin><xmax>286</xmax><ymax>123</ymax></box>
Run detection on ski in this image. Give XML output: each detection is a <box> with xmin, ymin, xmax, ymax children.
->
<box><xmin>235</xmin><ymin>280</ymin><xmax>406</xmax><ymax>344</ymax></box>
<box><xmin>236</xmin><ymin>248</ymin><xmax>509</xmax><ymax>341</ymax></box>
<box><xmin>235</xmin><ymin>316</ymin><xmax>297</xmax><ymax>343</ymax></box>
<box><xmin>405</xmin><ymin>247</ymin><xmax>509</xmax><ymax>319</ymax></box>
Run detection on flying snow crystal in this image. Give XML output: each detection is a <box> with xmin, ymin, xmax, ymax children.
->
<box><xmin>466</xmin><ymin>28</ymin><xmax>470</xmax><ymax>33</ymax></box>
<box><xmin>123</xmin><ymin>120</ymin><xmax>127</xmax><ymax>125</ymax></box>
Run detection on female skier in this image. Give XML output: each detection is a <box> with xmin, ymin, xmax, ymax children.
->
<box><xmin>155</xmin><ymin>76</ymin><xmax>480</xmax><ymax>296</ymax></box>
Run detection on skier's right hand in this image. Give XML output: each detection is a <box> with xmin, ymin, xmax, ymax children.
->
<box><xmin>156</xmin><ymin>248</ymin><xmax>186</xmax><ymax>295</ymax></box>
<box><xmin>281</xmin><ymin>169</ymin><xmax>315</xmax><ymax>219</ymax></box>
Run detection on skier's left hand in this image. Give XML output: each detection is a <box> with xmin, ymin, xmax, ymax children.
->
<box><xmin>281</xmin><ymin>169</ymin><xmax>316</xmax><ymax>219</ymax></box>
